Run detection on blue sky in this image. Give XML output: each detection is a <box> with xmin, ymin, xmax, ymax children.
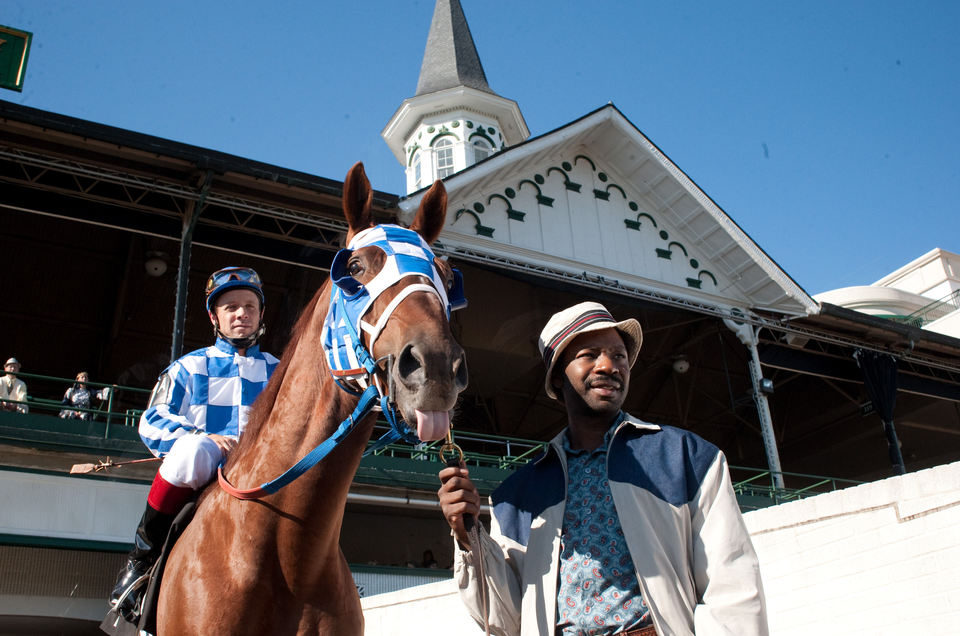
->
<box><xmin>3</xmin><ymin>1</ymin><xmax>957</xmax><ymax>295</ymax></box>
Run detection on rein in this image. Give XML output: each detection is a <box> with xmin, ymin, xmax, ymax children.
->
<box><xmin>217</xmin><ymin>384</ymin><xmax>381</xmax><ymax>499</ymax></box>
<box><xmin>219</xmin><ymin>224</ymin><xmax>463</xmax><ymax>501</ymax></box>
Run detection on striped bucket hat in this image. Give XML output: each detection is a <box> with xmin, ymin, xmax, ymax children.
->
<box><xmin>538</xmin><ymin>301</ymin><xmax>642</xmax><ymax>400</ymax></box>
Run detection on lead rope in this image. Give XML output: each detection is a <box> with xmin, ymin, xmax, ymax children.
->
<box><xmin>441</xmin><ymin>433</ymin><xmax>490</xmax><ymax>636</ymax></box>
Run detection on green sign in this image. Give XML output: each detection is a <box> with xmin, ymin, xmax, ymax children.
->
<box><xmin>0</xmin><ymin>24</ymin><xmax>32</xmax><ymax>92</ymax></box>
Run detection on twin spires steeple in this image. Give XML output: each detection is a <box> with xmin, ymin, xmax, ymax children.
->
<box><xmin>415</xmin><ymin>0</ymin><xmax>492</xmax><ymax>97</ymax></box>
<box><xmin>382</xmin><ymin>0</ymin><xmax>529</xmax><ymax>194</ymax></box>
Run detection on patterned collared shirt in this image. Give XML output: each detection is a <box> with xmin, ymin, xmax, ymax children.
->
<box><xmin>556</xmin><ymin>414</ymin><xmax>651</xmax><ymax>634</ymax></box>
<box><xmin>138</xmin><ymin>338</ymin><xmax>279</xmax><ymax>456</ymax></box>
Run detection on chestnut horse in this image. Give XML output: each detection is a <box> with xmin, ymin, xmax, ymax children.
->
<box><xmin>156</xmin><ymin>163</ymin><xmax>467</xmax><ymax>634</ymax></box>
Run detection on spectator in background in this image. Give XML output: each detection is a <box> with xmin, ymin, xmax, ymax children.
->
<box><xmin>1</xmin><ymin>357</ymin><xmax>28</xmax><ymax>414</ymax></box>
<box><xmin>422</xmin><ymin>549</ymin><xmax>438</xmax><ymax>569</ymax></box>
<box><xmin>59</xmin><ymin>371</ymin><xmax>110</xmax><ymax>420</ymax></box>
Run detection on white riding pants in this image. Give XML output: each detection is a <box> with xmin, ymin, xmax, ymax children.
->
<box><xmin>157</xmin><ymin>434</ymin><xmax>226</xmax><ymax>489</ymax></box>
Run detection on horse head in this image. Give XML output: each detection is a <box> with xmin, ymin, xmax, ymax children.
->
<box><xmin>325</xmin><ymin>162</ymin><xmax>467</xmax><ymax>442</ymax></box>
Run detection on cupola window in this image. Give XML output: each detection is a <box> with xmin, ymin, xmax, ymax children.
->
<box><xmin>473</xmin><ymin>139</ymin><xmax>492</xmax><ymax>162</ymax></box>
<box><xmin>434</xmin><ymin>138</ymin><xmax>454</xmax><ymax>178</ymax></box>
<box><xmin>412</xmin><ymin>151</ymin><xmax>422</xmax><ymax>189</ymax></box>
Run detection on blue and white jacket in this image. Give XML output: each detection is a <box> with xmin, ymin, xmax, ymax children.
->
<box><xmin>138</xmin><ymin>338</ymin><xmax>279</xmax><ymax>457</ymax></box>
<box><xmin>454</xmin><ymin>413</ymin><xmax>768</xmax><ymax>636</ymax></box>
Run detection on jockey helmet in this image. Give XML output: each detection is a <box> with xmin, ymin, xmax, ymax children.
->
<box><xmin>205</xmin><ymin>267</ymin><xmax>265</xmax><ymax>312</ymax></box>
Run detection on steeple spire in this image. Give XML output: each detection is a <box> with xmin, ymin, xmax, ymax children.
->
<box><xmin>382</xmin><ymin>0</ymin><xmax>529</xmax><ymax>194</ymax></box>
<box><xmin>416</xmin><ymin>0</ymin><xmax>493</xmax><ymax>96</ymax></box>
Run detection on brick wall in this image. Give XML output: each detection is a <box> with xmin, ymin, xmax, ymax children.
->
<box><xmin>744</xmin><ymin>460</ymin><xmax>960</xmax><ymax>635</ymax></box>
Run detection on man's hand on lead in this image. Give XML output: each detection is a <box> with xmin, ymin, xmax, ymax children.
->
<box><xmin>438</xmin><ymin>465</ymin><xmax>481</xmax><ymax>550</ymax></box>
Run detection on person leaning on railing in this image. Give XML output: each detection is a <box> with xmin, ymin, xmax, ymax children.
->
<box><xmin>59</xmin><ymin>370</ymin><xmax>110</xmax><ymax>420</ymax></box>
<box><xmin>1</xmin><ymin>357</ymin><xmax>28</xmax><ymax>414</ymax></box>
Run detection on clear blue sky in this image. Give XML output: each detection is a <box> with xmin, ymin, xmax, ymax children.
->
<box><xmin>3</xmin><ymin>1</ymin><xmax>957</xmax><ymax>295</ymax></box>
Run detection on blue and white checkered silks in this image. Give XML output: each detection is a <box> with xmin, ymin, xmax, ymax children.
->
<box><xmin>138</xmin><ymin>339</ymin><xmax>280</xmax><ymax>457</ymax></box>
<box><xmin>321</xmin><ymin>224</ymin><xmax>463</xmax><ymax>390</ymax></box>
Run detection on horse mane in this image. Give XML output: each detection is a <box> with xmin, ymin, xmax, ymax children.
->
<box><xmin>242</xmin><ymin>279</ymin><xmax>331</xmax><ymax>440</ymax></box>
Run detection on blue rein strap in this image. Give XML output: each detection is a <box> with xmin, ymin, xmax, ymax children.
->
<box><xmin>220</xmin><ymin>298</ymin><xmax>419</xmax><ymax>498</ymax></box>
<box><xmin>220</xmin><ymin>387</ymin><xmax>418</xmax><ymax>499</ymax></box>
<box><xmin>223</xmin><ymin>384</ymin><xmax>382</xmax><ymax>497</ymax></box>
<box><xmin>364</xmin><ymin>393</ymin><xmax>421</xmax><ymax>457</ymax></box>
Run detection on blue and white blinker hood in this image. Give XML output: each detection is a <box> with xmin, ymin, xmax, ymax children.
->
<box><xmin>321</xmin><ymin>224</ymin><xmax>466</xmax><ymax>391</ymax></box>
<box><xmin>217</xmin><ymin>227</ymin><xmax>466</xmax><ymax>497</ymax></box>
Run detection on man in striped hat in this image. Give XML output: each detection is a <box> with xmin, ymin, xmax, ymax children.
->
<box><xmin>438</xmin><ymin>301</ymin><xmax>768</xmax><ymax>636</ymax></box>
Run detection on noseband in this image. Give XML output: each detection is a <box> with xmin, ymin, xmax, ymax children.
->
<box><xmin>219</xmin><ymin>225</ymin><xmax>465</xmax><ymax>499</ymax></box>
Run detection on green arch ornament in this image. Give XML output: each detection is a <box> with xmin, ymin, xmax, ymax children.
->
<box><xmin>455</xmin><ymin>208</ymin><xmax>494</xmax><ymax>237</ymax></box>
<box><xmin>519</xmin><ymin>179</ymin><xmax>554</xmax><ymax>207</ymax></box>
<box><xmin>488</xmin><ymin>194</ymin><xmax>525</xmax><ymax>221</ymax></box>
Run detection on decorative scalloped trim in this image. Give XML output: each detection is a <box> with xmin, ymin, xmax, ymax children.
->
<box><xmin>450</xmin><ymin>153</ymin><xmax>717</xmax><ymax>288</ymax></box>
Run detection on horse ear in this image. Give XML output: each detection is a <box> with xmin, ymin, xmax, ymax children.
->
<box><xmin>343</xmin><ymin>162</ymin><xmax>374</xmax><ymax>242</ymax></box>
<box><xmin>409</xmin><ymin>179</ymin><xmax>447</xmax><ymax>245</ymax></box>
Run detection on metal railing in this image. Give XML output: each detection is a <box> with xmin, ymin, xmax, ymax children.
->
<box><xmin>3</xmin><ymin>372</ymin><xmax>867</xmax><ymax>509</ymax></box>
<box><xmin>891</xmin><ymin>288</ymin><xmax>960</xmax><ymax>327</ymax></box>
<box><xmin>369</xmin><ymin>428</ymin><xmax>866</xmax><ymax>508</ymax></box>
<box><xmin>729</xmin><ymin>466</ymin><xmax>865</xmax><ymax>509</ymax></box>
<box><xmin>0</xmin><ymin>370</ymin><xmax>151</xmax><ymax>428</ymax></box>
<box><xmin>366</xmin><ymin>426</ymin><xmax>548</xmax><ymax>470</ymax></box>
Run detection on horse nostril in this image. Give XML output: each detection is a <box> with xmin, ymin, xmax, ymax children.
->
<box><xmin>397</xmin><ymin>344</ymin><xmax>422</xmax><ymax>380</ymax></box>
<box><xmin>453</xmin><ymin>352</ymin><xmax>468</xmax><ymax>389</ymax></box>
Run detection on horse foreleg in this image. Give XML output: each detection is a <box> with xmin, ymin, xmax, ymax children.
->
<box><xmin>293</xmin><ymin>562</ymin><xmax>363</xmax><ymax>635</ymax></box>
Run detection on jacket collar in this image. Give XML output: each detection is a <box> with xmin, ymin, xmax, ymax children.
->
<box><xmin>214</xmin><ymin>337</ymin><xmax>260</xmax><ymax>357</ymax></box>
<box><xmin>537</xmin><ymin>411</ymin><xmax>661</xmax><ymax>465</ymax></box>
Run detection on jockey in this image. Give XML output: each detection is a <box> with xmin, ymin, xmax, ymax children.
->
<box><xmin>110</xmin><ymin>266</ymin><xmax>280</xmax><ymax>619</ymax></box>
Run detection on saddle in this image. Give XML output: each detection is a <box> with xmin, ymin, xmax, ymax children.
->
<box><xmin>100</xmin><ymin>501</ymin><xmax>197</xmax><ymax>636</ymax></box>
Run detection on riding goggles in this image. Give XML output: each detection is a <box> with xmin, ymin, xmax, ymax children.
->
<box><xmin>329</xmin><ymin>225</ymin><xmax>466</xmax><ymax>316</ymax></box>
<box><xmin>205</xmin><ymin>267</ymin><xmax>265</xmax><ymax>311</ymax></box>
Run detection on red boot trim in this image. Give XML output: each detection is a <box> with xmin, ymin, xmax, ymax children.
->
<box><xmin>146</xmin><ymin>472</ymin><xmax>194</xmax><ymax>515</ymax></box>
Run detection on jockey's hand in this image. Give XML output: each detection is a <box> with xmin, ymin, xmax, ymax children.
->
<box><xmin>438</xmin><ymin>465</ymin><xmax>480</xmax><ymax>550</ymax></box>
<box><xmin>207</xmin><ymin>434</ymin><xmax>238</xmax><ymax>455</ymax></box>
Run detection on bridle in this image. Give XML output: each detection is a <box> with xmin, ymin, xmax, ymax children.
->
<box><xmin>323</xmin><ymin>224</ymin><xmax>465</xmax><ymax>447</ymax></box>
<box><xmin>219</xmin><ymin>224</ymin><xmax>466</xmax><ymax>499</ymax></box>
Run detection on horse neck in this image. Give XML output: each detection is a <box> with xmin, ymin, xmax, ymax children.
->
<box><xmin>226</xmin><ymin>282</ymin><xmax>377</xmax><ymax>519</ymax></box>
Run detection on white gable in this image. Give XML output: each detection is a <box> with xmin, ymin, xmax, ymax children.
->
<box><xmin>399</xmin><ymin>105</ymin><xmax>816</xmax><ymax>317</ymax></box>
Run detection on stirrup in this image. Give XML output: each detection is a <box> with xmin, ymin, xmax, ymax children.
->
<box><xmin>110</xmin><ymin>571</ymin><xmax>151</xmax><ymax>621</ymax></box>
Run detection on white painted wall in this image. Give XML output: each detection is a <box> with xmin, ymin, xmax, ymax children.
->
<box><xmin>0</xmin><ymin>469</ymin><xmax>146</xmax><ymax>543</ymax></box>
<box><xmin>927</xmin><ymin>310</ymin><xmax>960</xmax><ymax>338</ymax></box>
<box><xmin>362</xmin><ymin>461</ymin><xmax>960</xmax><ymax>635</ymax></box>
<box><xmin>744</xmin><ymin>460</ymin><xmax>960</xmax><ymax>636</ymax></box>
<box><xmin>874</xmin><ymin>248</ymin><xmax>960</xmax><ymax>298</ymax></box>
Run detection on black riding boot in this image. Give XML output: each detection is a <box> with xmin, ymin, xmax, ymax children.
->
<box><xmin>109</xmin><ymin>503</ymin><xmax>174</xmax><ymax>620</ymax></box>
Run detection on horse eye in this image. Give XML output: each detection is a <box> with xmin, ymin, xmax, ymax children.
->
<box><xmin>348</xmin><ymin>260</ymin><xmax>363</xmax><ymax>276</ymax></box>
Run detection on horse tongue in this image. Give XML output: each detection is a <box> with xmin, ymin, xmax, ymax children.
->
<box><xmin>415</xmin><ymin>409</ymin><xmax>450</xmax><ymax>442</ymax></box>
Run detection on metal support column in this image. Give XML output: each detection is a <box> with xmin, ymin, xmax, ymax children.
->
<box><xmin>746</xmin><ymin>336</ymin><xmax>785</xmax><ymax>489</ymax></box>
<box><xmin>170</xmin><ymin>172</ymin><xmax>213</xmax><ymax>363</ymax></box>
<box><xmin>724</xmin><ymin>318</ymin><xmax>785</xmax><ymax>490</ymax></box>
